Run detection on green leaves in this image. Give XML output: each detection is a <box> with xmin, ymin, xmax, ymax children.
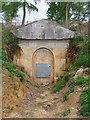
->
<box><xmin>78</xmin><ymin>88</ymin><xmax>90</xmax><ymax>116</ymax></box>
<box><xmin>63</xmin><ymin>87</ymin><xmax>74</xmax><ymax>101</ymax></box>
<box><xmin>1</xmin><ymin>1</ymin><xmax>38</xmax><ymax>24</ymax></box>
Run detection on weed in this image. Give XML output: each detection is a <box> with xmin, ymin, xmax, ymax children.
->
<box><xmin>40</xmin><ymin>96</ymin><xmax>45</xmax><ymax>99</ymax></box>
<box><xmin>63</xmin><ymin>87</ymin><xmax>74</xmax><ymax>101</ymax></box>
<box><xmin>2</xmin><ymin>50</ymin><xmax>8</xmax><ymax>61</ymax></box>
<box><xmin>63</xmin><ymin>109</ymin><xmax>70</xmax><ymax>116</ymax></box>
<box><xmin>69</xmin><ymin>26</ymin><xmax>77</xmax><ymax>31</ymax></box>
<box><xmin>22</xmin><ymin>88</ymin><xmax>24</xmax><ymax>92</ymax></box>
<box><xmin>78</xmin><ymin>88</ymin><xmax>90</xmax><ymax>116</ymax></box>
<box><xmin>34</xmin><ymin>85</ymin><xmax>39</xmax><ymax>88</ymax></box>
<box><xmin>52</xmin><ymin>79</ymin><xmax>65</xmax><ymax>93</ymax></box>
<box><xmin>26</xmin><ymin>80</ymin><xmax>29</xmax><ymax>83</ymax></box>
<box><xmin>15</xmin><ymin>70</ymin><xmax>25</xmax><ymax>82</ymax></box>
<box><xmin>16</xmin><ymin>104</ymin><xmax>21</xmax><ymax>107</ymax></box>
<box><xmin>21</xmin><ymin>67</ymin><xmax>24</xmax><ymax>72</ymax></box>
<box><xmin>7</xmin><ymin>105</ymin><xmax>13</xmax><ymax>111</ymax></box>
<box><xmin>13</xmin><ymin>91</ymin><xmax>19</xmax><ymax>98</ymax></box>
<box><xmin>45</xmin><ymin>94</ymin><xmax>48</xmax><ymax>96</ymax></box>
<box><xmin>53</xmin><ymin>97</ymin><xmax>59</xmax><ymax>100</ymax></box>
<box><xmin>10</xmin><ymin>83</ymin><xmax>18</xmax><ymax>90</ymax></box>
<box><xmin>63</xmin><ymin>73</ymin><xmax>74</xmax><ymax>82</ymax></box>
<box><xmin>8</xmin><ymin>72</ymin><xmax>14</xmax><ymax>78</ymax></box>
<box><xmin>85</xmin><ymin>69</ymin><xmax>90</xmax><ymax>75</ymax></box>
<box><xmin>67</xmin><ymin>82</ymin><xmax>71</xmax><ymax>87</ymax></box>
<box><xmin>69</xmin><ymin>65</ymin><xmax>78</xmax><ymax>72</ymax></box>
<box><xmin>55</xmin><ymin>113</ymin><xmax>61</xmax><ymax>116</ymax></box>
<box><xmin>75</xmin><ymin>76</ymin><xmax>89</xmax><ymax>87</ymax></box>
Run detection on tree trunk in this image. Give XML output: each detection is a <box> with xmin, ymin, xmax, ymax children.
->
<box><xmin>65</xmin><ymin>3</ymin><xmax>68</xmax><ymax>27</ymax></box>
<box><xmin>22</xmin><ymin>1</ymin><xmax>26</xmax><ymax>25</ymax></box>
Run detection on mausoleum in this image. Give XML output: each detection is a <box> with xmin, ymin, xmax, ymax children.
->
<box><xmin>11</xmin><ymin>19</ymin><xmax>74</xmax><ymax>85</ymax></box>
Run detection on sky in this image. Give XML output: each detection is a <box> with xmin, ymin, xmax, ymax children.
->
<box><xmin>14</xmin><ymin>0</ymin><xmax>49</xmax><ymax>25</ymax></box>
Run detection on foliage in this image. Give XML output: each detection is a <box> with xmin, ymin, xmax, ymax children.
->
<box><xmin>63</xmin><ymin>109</ymin><xmax>70</xmax><ymax>116</ymax></box>
<box><xmin>69</xmin><ymin>65</ymin><xmax>78</xmax><ymax>72</ymax></box>
<box><xmin>1</xmin><ymin>1</ymin><xmax>38</xmax><ymax>24</ymax></box>
<box><xmin>63</xmin><ymin>73</ymin><xmax>74</xmax><ymax>81</ymax></box>
<box><xmin>63</xmin><ymin>87</ymin><xmax>74</xmax><ymax>101</ymax></box>
<box><xmin>10</xmin><ymin>83</ymin><xmax>18</xmax><ymax>90</ymax></box>
<box><xmin>2</xmin><ymin>28</ymin><xmax>19</xmax><ymax>60</ymax></box>
<box><xmin>47</xmin><ymin>2</ymin><xmax>70</xmax><ymax>24</ymax></box>
<box><xmin>52</xmin><ymin>78</ymin><xmax>65</xmax><ymax>93</ymax></box>
<box><xmin>7</xmin><ymin>105</ymin><xmax>13</xmax><ymax>111</ymax></box>
<box><xmin>3</xmin><ymin>62</ymin><xmax>16</xmax><ymax>72</ymax></box>
<box><xmin>8</xmin><ymin>72</ymin><xmax>14</xmax><ymax>78</ymax></box>
<box><xmin>40</xmin><ymin>96</ymin><xmax>45</xmax><ymax>99</ymax></box>
<box><xmin>85</xmin><ymin>69</ymin><xmax>90</xmax><ymax>75</ymax></box>
<box><xmin>15</xmin><ymin>70</ymin><xmax>25</xmax><ymax>82</ymax></box>
<box><xmin>69</xmin><ymin>26</ymin><xmax>77</xmax><ymax>31</ymax></box>
<box><xmin>2</xmin><ymin>50</ymin><xmax>8</xmax><ymax>61</ymax></box>
<box><xmin>74</xmin><ymin>76</ymin><xmax>89</xmax><ymax>87</ymax></box>
<box><xmin>47</xmin><ymin>2</ymin><xmax>88</xmax><ymax>25</ymax></box>
<box><xmin>53</xmin><ymin>97</ymin><xmax>59</xmax><ymax>100</ymax></box>
<box><xmin>70</xmin><ymin>36</ymin><xmax>84</xmax><ymax>46</ymax></box>
<box><xmin>78</xmin><ymin>88</ymin><xmax>90</xmax><ymax>116</ymax></box>
<box><xmin>69</xmin><ymin>36</ymin><xmax>89</xmax><ymax>69</ymax></box>
<box><xmin>52</xmin><ymin>73</ymin><xmax>74</xmax><ymax>93</ymax></box>
<box><xmin>13</xmin><ymin>91</ymin><xmax>19</xmax><ymax>98</ymax></box>
<box><xmin>26</xmin><ymin>79</ymin><xmax>29</xmax><ymax>83</ymax></box>
<box><xmin>70</xmin><ymin>2</ymin><xmax>88</xmax><ymax>24</ymax></box>
<box><xmin>67</xmin><ymin>77</ymin><xmax>89</xmax><ymax>88</ymax></box>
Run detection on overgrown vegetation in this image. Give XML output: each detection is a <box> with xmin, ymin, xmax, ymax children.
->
<box><xmin>63</xmin><ymin>87</ymin><xmax>74</xmax><ymax>101</ymax></box>
<box><xmin>52</xmin><ymin>35</ymin><xmax>89</xmax><ymax>116</ymax></box>
<box><xmin>2</xmin><ymin>28</ymin><xmax>19</xmax><ymax>61</ymax></box>
<box><xmin>78</xmin><ymin>88</ymin><xmax>90</xmax><ymax>116</ymax></box>
<box><xmin>63</xmin><ymin>109</ymin><xmax>70</xmax><ymax>116</ymax></box>
<box><xmin>67</xmin><ymin>76</ymin><xmax>89</xmax><ymax>88</ymax></box>
<box><xmin>52</xmin><ymin>73</ymin><xmax>74</xmax><ymax>93</ymax></box>
<box><xmin>2</xmin><ymin>50</ymin><xmax>25</xmax><ymax>82</ymax></box>
<box><xmin>69</xmin><ymin>36</ymin><xmax>89</xmax><ymax>71</ymax></box>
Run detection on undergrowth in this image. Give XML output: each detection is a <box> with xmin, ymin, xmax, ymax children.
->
<box><xmin>78</xmin><ymin>88</ymin><xmax>90</xmax><ymax>116</ymax></box>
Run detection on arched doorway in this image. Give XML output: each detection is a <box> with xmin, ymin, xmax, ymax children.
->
<box><xmin>32</xmin><ymin>47</ymin><xmax>54</xmax><ymax>85</ymax></box>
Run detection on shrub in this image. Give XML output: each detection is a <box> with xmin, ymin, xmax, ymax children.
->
<box><xmin>78</xmin><ymin>88</ymin><xmax>90</xmax><ymax>116</ymax></box>
<box><xmin>52</xmin><ymin>79</ymin><xmax>65</xmax><ymax>93</ymax></box>
<box><xmin>2</xmin><ymin>50</ymin><xmax>8</xmax><ymax>61</ymax></box>
<box><xmin>73</xmin><ymin>54</ymin><xmax>88</xmax><ymax>68</ymax></box>
<box><xmin>63</xmin><ymin>109</ymin><xmax>70</xmax><ymax>116</ymax></box>
<box><xmin>85</xmin><ymin>69</ymin><xmax>90</xmax><ymax>75</ymax></box>
<box><xmin>63</xmin><ymin>73</ymin><xmax>75</xmax><ymax>81</ymax></box>
<box><xmin>69</xmin><ymin>65</ymin><xmax>78</xmax><ymax>72</ymax></box>
<box><xmin>75</xmin><ymin>76</ymin><xmax>89</xmax><ymax>87</ymax></box>
<box><xmin>8</xmin><ymin>72</ymin><xmax>14</xmax><ymax>78</ymax></box>
<box><xmin>69</xmin><ymin>36</ymin><xmax>84</xmax><ymax>47</ymax></box>
<box><xmin>7</xmin><ymin>105</ymin><xmax>14</xmax><ymax>111</ymax></box>
<box><xmin>79</xmin><ymin>88</ymin><xmax>89</xmax><ymax>105</ymax></box>
<box><xmin>63</xmin><ymin>87</ymin><xmax>74</xmax><ymax>101</ymax></box>
<box><xmin>15</xmin><ymin>70</ymin><xmax>25</xmax><ymax>82</ymax></box>
<box><xmin>40</xmin><ymin>96</ymin><xmax>45</xmax><ymax>99</ymax></box>
<box><xmin>3</xmin><ymin>62</ymin><xmax>15</xmax><ymax>72</ymax></box>
<box><xmin>69</xmin><ymin>26</ymin><xmax>77</xmax><ymax>31</ymax></box>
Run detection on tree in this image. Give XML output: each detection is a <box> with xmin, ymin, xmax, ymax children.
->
<box><xmin>47</xmin><ymin>2</ymin><xmax>88</xmax><ymax>25</ymax></box>
<box><xmin>70</xmin><ymin>2</ymin><xmax>88</xmax><ymax>25</ymax></box>
<box><xmin>1</xmin><ymin>0</ymin><xmax>38</xmax><ymax>25</ymax></box>
<box><xmin>47</xmin><ymin>2</ymin><xmax>71</xmax><ymax>25</ymax></box>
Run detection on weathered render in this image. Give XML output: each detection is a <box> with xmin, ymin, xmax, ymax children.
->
<box><xmin>11</xmin><ymin>19</ymin><xmax>74</xmax><ymax>85</ymax></box>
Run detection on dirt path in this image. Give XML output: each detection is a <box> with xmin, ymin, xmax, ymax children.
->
<box><xmin>6</xmin><ymin>83</ymin><xmax>86</xmax><ymax>118</ymax></box>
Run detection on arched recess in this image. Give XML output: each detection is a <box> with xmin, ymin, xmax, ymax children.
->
<box><xmin>32</xmin><ymin>47</ymin><xmax>54</xmax><ymax>85</ymax></box>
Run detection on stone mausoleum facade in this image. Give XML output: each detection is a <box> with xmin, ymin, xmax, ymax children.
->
<box><xmin>11</xmin><ymin>19</ymin><xmax>74</xmax><ymax>85</ymax></box>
